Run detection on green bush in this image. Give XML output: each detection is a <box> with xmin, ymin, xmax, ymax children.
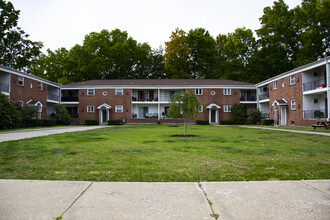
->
<box><xmin>0</xmin><ymin>93</ymin><xmax>22</xmax><ymax>129</ymax></box>
<box><xmin>262</xmin><ymin>119</ymin><xmax>274</xmax><ymax>125</ymax></box>
<box><xmin>54</xmin><ymin>104</ymin><xmax>71</xmax><ymax>125</ymax></box>
<box><xmin>108</xmin><ymin>120</ymin><xmax>123</xmax><ymax>125</ymax></box>
<box><xmin>85</xmin><ymin>120</ymin><xmax>99</xmax><ymax>125</ymax></box>
<box><xmin>248</xmin><ymin>109</ymin><xmax>261</xmax><ymax>124</ymax></box>
<box><xmin>196</xmin><ymin>120</ymin><xmax>209</xmax><ymax>125</ymax></box>
<box><xmin>232</xmin><ymin>103</ymin><xmax>245</xmax><ymax>123</ymax></box>
<box><xmin>220</xmin><ymin>120</ymin><xmax>237</xmax><ymax>125</ymax></box>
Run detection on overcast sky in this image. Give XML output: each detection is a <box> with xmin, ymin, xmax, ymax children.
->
<box><xmin>10</xmin><ymin>0</ymin><xmax>302</xmax><ymax>52</ymax></box>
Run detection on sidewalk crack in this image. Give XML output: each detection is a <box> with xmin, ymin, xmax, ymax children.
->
<box><xmin>299</xmin><ymin>180</ymin><xmax>330</xmax><ymax>197</ymax></box>
<box><xmin>198</xmin><ymin>182</ymin><xmax>219</xmax><ymax>220</ymax></box>
<box><xmin>57</xmin><ymin>181</ymin><xmax>94</xmax><ymax>219</ymax></box>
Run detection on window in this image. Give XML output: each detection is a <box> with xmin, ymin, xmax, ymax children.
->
<box><xmin>87</xmin><ymin>105</ymin><xmax>94</xmax><ymax>113</ymax></box>
<box><xmin>273</xmin><ymin>81</ymin><xmax>277</xmax><ymax>90</ymax></box>
<box><xmin>291</xmin><ymin>100</ymin><xmax>296</xmax><ymax>110</ymax></box>
<box><xmin>199</xmin><ymin>105</ymin><xmax>203</xmax><ymax>113</ymax></box>
<box><xmin>17</xmin><ymin>100</ymin><xmax>23</xmax><ymax>107</ymax></box>
<box><xmin>211</xmin><ymin>91</ymin><xmax>216</xmax><ymax>96</ymax></box>
<box><xmin>38</xmin><ymin>82</ymin><xmax>43</xmax><ymax>91</ymax></box>
<box><xmin>115</xmin><ymin>105</ymin><xmax>123</xmax><ymax>113</ymax></box>
<box><xmin>18</xmin><ymin>76</ymin><xmax>24</xmax><ymax>86</ymax></box>
<box><xmin>223</xmin><ymin>88</ymin><xmax>231</xmax><ymax>95</ymax></box>
<box><xmin>195</xmin><ymin>88</ymin><xmax>203</xmax><ymax>95</ymax></box>
<box><xmin>87</xmin><ymin>89</ymin><xmax>95</xmax><ymax>96</ymax></box>
<box><xmin>103</xmin><ymin>91</ymin><xmax>107</xmax><ymax>96</ymax></box>
<box><xmin>290</xmin><ymin>75</ymin><xmax>295</xmax><ymax>85</ymax></box>
<box><xmin>314</xmin><ymin>99</ymin><xmax>318</xmax><ymax>104</ymax></box>
<box><xmin>116</xmin><ymin>89</ymin><xmax>123</xmax><ymax>95</ymax></box>
<box><xmin>282</xmin><ymin>81</ymin><xmax>284</xmax><ymax>87</ymax></box>
<box><xmin>224</xmin><ymin>105</ymin><xmax>231</xmax><ymax>112</ymax></box>
<box><xmin>30</xmin><ymin>82</ymin><xmax>33</xmax><ymax>88</ymax></box>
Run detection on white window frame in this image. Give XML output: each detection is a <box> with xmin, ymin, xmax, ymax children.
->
<box><xmin>273</xmin><ymin>81</ymin><xmax>277</xmax><ymax>90</ymax></box>
<box><xmin>116</xmin><ymin>88</ymin><xmax>123</xmax><ymax>96</ymax></box>
<box><xmin>290</xmin><ymin>75</ymin><xmax>295</xmax><ymax>85</ymax></box>
<box><xmin>18</xmin><ymin>76</ymin><xmax>24</xmax><ymax>86</ymax></box>
<box><xmin>195</xmin><ymin>88</ymin><xmax>203</xmax><ymax>95</ymax></box>
<box><xmin>87</xmin><ymin>105</ymin><xmax>95</xmax><ymax>113</ymax></box>
<box><xmin>282</xmin><ymin>81</ymin><xmax>285</xmax><ymax>87</ymax></box>
<box><xmin>38</xmin><ymin>82</ymin><xmax>43</xmax><ymax>91</ymax></box>
<box><xmin>223</xmin><ymin>88</ymin><xmax>231</xmax><ymax>96</ymax></box>
<box><xmin>291</xmin><ymin>99</ymin><xmax>296</xmax><ymax>111</ymax></box>
<box><xmin>115</xmin><ymin>105</ymin><xmax>123</xmax><ymax>113</ymax></box>
<box><xmin>199</xmin><ymin>105</ymin><xmax>203</xmax><ymax>113</ymax></box>
<box><xmin>17</xmin><ymin>100</ymin><xmax>24</xmax><ymax>107</ymax></box>
<box><xmin>87</xmin><ymin>89</ymin><xmax>95</xmax><ymax>96</ymax></box>
<box><xmin>224</xmin><ymin>105</ymin><xmax>231</xmax><ymax>112</ymax></box>
<box><xmin>211</xmin><ymin>91</ymin><xmax>216</xmax><ymax>96</ymax></box>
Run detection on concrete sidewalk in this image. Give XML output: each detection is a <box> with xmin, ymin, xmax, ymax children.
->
<box><xmin>0</xmin><ymin>126</ymin><xmax>106</xmax><ymax>143</ymax></box>
<box><xmin>0</xmin><ymin>180</ymin><xmax>329</xmax><ymax>220</ymax></box>
<box><xmin>240</xmin><ymin>126</ymin><xmax>330</xmax><ymax>136</ymax></box>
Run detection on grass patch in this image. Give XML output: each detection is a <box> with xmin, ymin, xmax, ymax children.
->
<box><xmin>0</xmin><ymin>125</ymin><xmax>329</xmax><ymax>182</ymax></box>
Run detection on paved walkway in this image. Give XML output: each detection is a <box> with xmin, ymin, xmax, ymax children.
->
<box><xmin>0</xmin><ymin>179</ymin><xmax>329</xmax><ymax>220</ymax></box>
<box><xmin>241</xmin><ymin>126</ymin><xmax>330</xmax><ymax>136</ymax></box>
<box><xmin>0</xmin><ymin>126</ymin><xmax>106</xmax><ymax>143</ymax></box>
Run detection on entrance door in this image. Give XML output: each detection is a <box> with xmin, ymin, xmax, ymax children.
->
<box><xmin>211</xmin><ymin>110</ymin><xmax>216</xmax><ymax>123</ymax></box>
<box><xmin>280</xmin><ymin>106</ymin><xmax>286</xmax><ymax>126</ymax></box>
<box><xmin>102</xmin><ymin>110</ymin><xmax>107</xmax><ymax>123</ymax></box>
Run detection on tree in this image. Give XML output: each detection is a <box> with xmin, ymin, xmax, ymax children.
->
<box><xmin>167</xmin><ymin>92</ymin><xmax>200</xmax><ymax>135</ymax></box>
<box><xmin>0</xmin><ymin>0</ymin><xmax>42</xmax><ymax>71</ymax></box>
<box><xmin>54</xmin><ymin>104</ymin><xmax>71</xmax><ymax>125</ymax></box>
<box><xmin>164</xmin><ymin>28</ymin><xmax>191</xmax><ymax>79</ymax></box>
<box><xmin>0</xmin><ymin>93</ymin><xmax>21</xmax><ymax>129</ymax></box>
<box><xmin>231</xmin><ymin>103</ymin><xmax>245</xmax><ymax>124</ymax></box>
<box><xmin>248</xmin><ymin>109</ymin><xmax>261</xmax><ymax>125</ymax></box>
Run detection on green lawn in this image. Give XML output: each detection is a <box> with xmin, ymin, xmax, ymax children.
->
<box><xmin>0</xmin><ymin>125</ymin><xmax>329</xmax><ymax>182</ymax></box>
<box><xmin>250</xmin><ymin>125</ymin><xmax>330</xmax><ymax>133</ymax></box>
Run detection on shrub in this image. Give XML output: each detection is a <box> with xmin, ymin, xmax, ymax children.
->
<box><xmin>232</xmin><ymin>103</ymin><xmax>245</xmax><ymax>123</ymax></box>
<box><xmin>248</xmin><ymin>109</ymin><xmax>261</xmax><ymax>124</ymax></box>
<box><xmin>196</xmin><ymin>120</ymin><xmax>209</xmax><ymax>125</ymax></box>
<box><xmin>0</xmin><ymin>93</ymin><xmax>22</xmax><ymax>129</ymax></box>
<box><xmin>54</xmin><ymin>104</ymin><xmax>71</xmax><ymax>125</ymax></box>
<box><xmin>108</xmin><ymin>120</ymin><xmax>123</xmax><ymax>125</ymax></box>
<box><xmin>85</xmin><ymin>120</ymin><xmax>99</xmax><ymax>125</ymax></box>
<box><xmin>262</xmin><ymin>119</ymin><xmax>274</xmax><ymax>125</ymax></box>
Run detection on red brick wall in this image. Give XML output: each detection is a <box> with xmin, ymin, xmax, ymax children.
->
<box><xmin>78</xmin><ymin>88</ymin><xmax>132</xmax><ymax>123</ymax></box>
<box><xmin>10</xmin><ymin>74</ymin><xmax>48</xmax><ymax>119</ymax></box>
<box><xmin>267</xmin><ymin>72</ymin><xmax>314</xmax><ymax>126</ymax></box>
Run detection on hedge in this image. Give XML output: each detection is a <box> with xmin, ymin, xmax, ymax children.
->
<box><xmin>85</xmin><ymin>120</ymin><xmax>99</xmax><ymax>125</ymax></box>
<box><xmin>220</xmin><ymin>120</ymin><xmax>254</xmax><ymax>125</ymax></box>
<box><xmin>21</xmin><ymin>119</ymin><xmax>56</xmax><ymax>128</ymax></box>
<box><xmin>108</xmin><ymin>120</ymin><xmax>123</xmax><ymax>125</ymax></box>
<box><xmin>262</xmin><ymin>119</ymin><xmax>274</xmax><ymax>125</ymax></box>
<box><xmin>196</xmin><ymin>120</ymin><xmax>209</xmax><ymax>125</ymax></box>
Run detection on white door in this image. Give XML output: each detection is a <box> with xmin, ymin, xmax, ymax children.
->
<box><xmin>280</xmin><ymin>106</ymin><xmax>286</xmax><ymax>126</ymax></box>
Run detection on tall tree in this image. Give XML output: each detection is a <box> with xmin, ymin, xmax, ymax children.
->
<box><xmin>164</xmin><ymin>28</ymin><xmax>191</xmax><ymax>78</ymax></box>
<box><xmin>0</xmin><ymin>0</ymin><xmax>42</xmax><ymax>71</ymax></box>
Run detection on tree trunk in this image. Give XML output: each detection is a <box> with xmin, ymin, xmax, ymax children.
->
<box><xmin>184</xmin><ymin>113</ymin><xmax>187</xmax><ymax>135</ymax></box>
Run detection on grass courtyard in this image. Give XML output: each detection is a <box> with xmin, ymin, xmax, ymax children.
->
<box><xmin>0</xmin><ymin>125</ymin><xmax>329</xmax><ymax>182</ymax></box>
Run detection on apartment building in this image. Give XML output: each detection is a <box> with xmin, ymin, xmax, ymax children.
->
<box><xmin>256</xmin><ymin>57</ymin><xmax>330</xmax><ymax>126</ymax></box>
<box><xmin>0</xmin><ymin>65</ymin><xmax>61</xmax><ymax>119</ymax></box>
<box><xmin>61</xmin><ymin>79</ymin><xmax>256</xmax><ymax>124</ymax></box>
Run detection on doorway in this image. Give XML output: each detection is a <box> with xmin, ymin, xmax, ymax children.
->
<box><xmin>280</xmin><ymin>106</ymin><xmax>287</xmax><ymax>126</ymax></box>
<box><xmin>211</xmin><ymin>110</ymin><xmax>216</xmax><ymax>123</ymax></box>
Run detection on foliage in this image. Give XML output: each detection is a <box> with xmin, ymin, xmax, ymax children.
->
<box><xmin>108</xmin><ymin>120</ymin><xmax>123</xmax><ymax>125</ymax></box>
<box><xmin>262</xmin><ymin>119</ymin><xmax>275</xmax><ymax>125</ymax></box>
<box><xmin>231</xmin><ymin>103</ymin><xmax>245</xmax><ymax>123</ymax></box>
<box><xmin>54</xmin><ymin>104</ymin><xmax>71</xmax><ymax>125</ymax></box>
<box><xmin>167</xmin><ymin>92</ymin><xmax>200</xmax><ymax>135</ymax></box>
<box><xmin>17</xmin><ymin>104</ymin><xmax>37</xmax><ymax>127</ymax></box>
<box><xmin>85</xmin><ymin>120</ymin><xmax>99</xmax><ymax>125</ymax></box>
<box><xmin>248</xmin><ymin>109</ymin><xmax>261</xmax><ymax>124</ymax></box>
<box><xmin>0</xmin><ymin>93</ymin><xmax>21</xmax><ymax>129</ymax></box>
<box><xmin>0</xmin><ymin>0</ymin><xmax>42</xmax><ymax>71</ymax></box>
<box><xmin>196</xmin><ymin>120</ymin><xmax>209</xmax><ymax>125</ymax></box>
<box><xmin>21</xmin><ymin>119</ymin><xmax>56</xmax><ymax>127</ymax></box>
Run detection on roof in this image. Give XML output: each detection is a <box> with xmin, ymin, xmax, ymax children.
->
<box><xmin>272</xmin><ymin>99</ymin><xmax>288</xmax><ymax>106</ymax></box>
<box><xmin>62</xmin><ymin>79</ymin><xmax>255</xmax><ymax>89</ymax></box>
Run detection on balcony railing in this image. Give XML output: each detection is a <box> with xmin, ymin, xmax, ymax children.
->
<box><xmin>132</xmin><ymin>96</ymin><xmax>158</xmax><ymax>102</ymax></box>
<box><xmin>240</xmin><ymin>96</ymin><xmax>256</xmax><ymax>101</ymax></box>
<box><xmin>303</xmin><ymin>79</ymin><xmax>326</xmax><ymax>92</ymax></box>
<box><xmin>47</xmin><ymin>94</ymin><xmax>59</xmax><ymax>102</ymax></box>
<box><xmin>303</xmin><ymin>109</ymin><xmax>327</xmax><ymax>119</ymax></box>
<box><xmin>258</xmin><ymin>93</ymin><xmax>269</xmax><ymax>101</ymax></box>
<box><xmin>61</xmin><ymin>97</ymin><xmax>79</xmax><ymax>102</ymax></box>
<box><xmin>132</xmin><ymin>112</ymin><xmax>158</xmax><ymax>119</ymax></box>
<box><xmin>0</xmin><ymin>83</ymin><xmax>9</xmax><ymax>93</ymax></box>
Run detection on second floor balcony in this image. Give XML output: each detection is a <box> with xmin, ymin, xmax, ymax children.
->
<box><xmin>61</xmin><ymin>96</ymin><xmax>79</xmax><ymax>102</ymax></box>
<box><xmin>47</xmin><ymin>94</ymin><xmax>59</xmax><ymax>102</ymax></box>
<box><xmin>303</xmin><ymin>79</ymin><xmax>326</xmax><ymax>92</ymax></box>
<box><xmin>0</xmin><ymin>82</ymin><xmax>9</xmax><ymax>93</ymax></box>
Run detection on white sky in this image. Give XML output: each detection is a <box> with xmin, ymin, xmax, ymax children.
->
<box><xmin>10</xmin><ymin>0</ymin><xmax>302</xmax><ymax>52</ymax></box>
